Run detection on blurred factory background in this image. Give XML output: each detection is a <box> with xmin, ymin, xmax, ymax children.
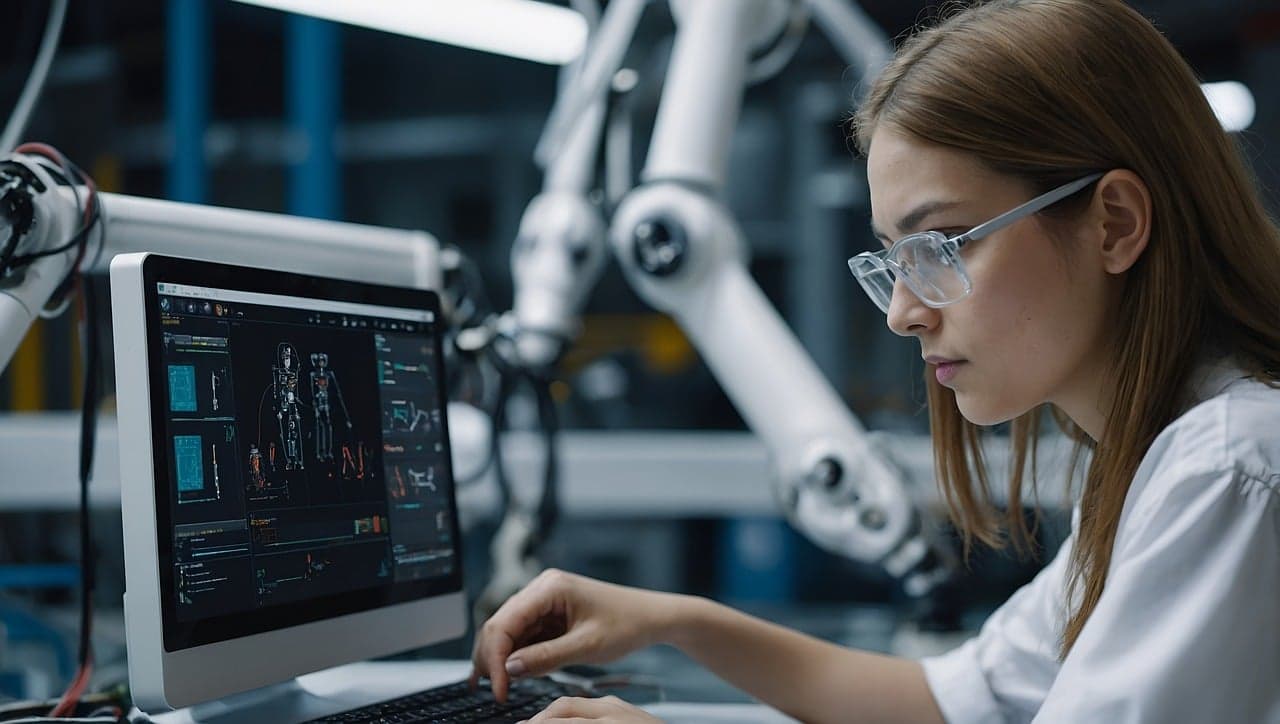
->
<box><xmin>0</xmin><ymin>0</ymin><xmax>1276</xmax><ymax>703</ymax></box>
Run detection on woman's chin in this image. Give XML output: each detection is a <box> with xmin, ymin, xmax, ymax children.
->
<box><xmin>954</xmin><ymin>393</ymin><xmax>1019</xmax><ymax>427</ymax></box>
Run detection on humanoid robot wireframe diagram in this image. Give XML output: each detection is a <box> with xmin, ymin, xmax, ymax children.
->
<box><xmin>273</xmin><ymin>343</ymin><xmax>305</xmax><ymax>471</ymax></box>
<box><xmin>310</xmin><ymin>352</ymin><xmax>353</xmax><ymax>462</ymax></box>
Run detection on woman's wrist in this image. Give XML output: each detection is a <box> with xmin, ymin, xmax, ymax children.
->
<box><xmin>649</xmin><ymin>592</ymin><xmax>714</xmax><ymax>650</ymax></box>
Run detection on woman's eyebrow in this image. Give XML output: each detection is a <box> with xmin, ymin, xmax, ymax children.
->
<box><xmin>870</xmin><ymin>200</ymin><xmax>964</xmax><ymax>241</ymax></box>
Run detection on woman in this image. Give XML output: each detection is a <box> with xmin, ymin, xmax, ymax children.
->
<box><xmin>470</xmin><ymin>1</ymin><xmax>1280</xmax><ymax>721</ymax></box>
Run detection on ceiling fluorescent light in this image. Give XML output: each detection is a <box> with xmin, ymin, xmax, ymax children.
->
<box><xmin>1202</xmin><ymin>80</ymin><xmax>1255</xmax><ymax>133</ymax></box>
<box><xmin>231</xmin><ymin>0</ymin><xmax>588</xmax><ymax>65</ymax></box>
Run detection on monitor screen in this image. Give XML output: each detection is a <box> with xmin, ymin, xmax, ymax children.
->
<box><xmin>142</xmin><ymin>260</ymin><xmax>462</xmax><ymax>651</ymax></box>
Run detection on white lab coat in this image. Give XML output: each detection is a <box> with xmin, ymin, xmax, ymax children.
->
<box><xmin>921</xmin><ymin>360</ymin><xmax>1280</xmax><ymax>723</ymax></box>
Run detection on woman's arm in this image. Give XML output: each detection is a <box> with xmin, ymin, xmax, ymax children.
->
<box><xmin>471</xmin><ymin>570</ymin><xmax>945</xmax><ymax>722</ymax></box>
<box><xmin>663</xmin><ymin>595</ymin><xmax>946</xmax><ymax>724</ymax></box>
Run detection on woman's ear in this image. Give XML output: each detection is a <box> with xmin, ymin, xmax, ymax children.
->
<box><xmin>1091</xmin><ymin>170</ymin><xmax>1152</xmax><ymax>274</ymax></box>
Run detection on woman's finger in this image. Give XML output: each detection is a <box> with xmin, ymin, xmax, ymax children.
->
<box><xmin>473</xmin><ymin>570</ymin><xmax>571</xmax><ymax>701</ymax></box>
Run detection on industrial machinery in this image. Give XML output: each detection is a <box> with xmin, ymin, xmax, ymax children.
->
<box><xmin>0</xmin><ymin>2</ymin><xmax>950</xmax><ymax>621</ymax></box>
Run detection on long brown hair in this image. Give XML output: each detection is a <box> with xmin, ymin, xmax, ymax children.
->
<box><xmin>852</xmin><ymin>0</ymin><xmax>1280</xmax><ymax>656</ymax></box>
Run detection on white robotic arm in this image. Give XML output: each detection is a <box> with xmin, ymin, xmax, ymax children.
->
<box><xmin>507</xmin><ymin>0</ymin><xmax>643</xmax><ymax>370</ymax></box>
<box><xmin>514</xmin><ymin>0</ymin><xmax>950</xmax><ymax>592</ymax></box>
<box><xmin>0</xmin><ymin>152</ymin><xmax>439</xmax><ymax>377</ymax></box>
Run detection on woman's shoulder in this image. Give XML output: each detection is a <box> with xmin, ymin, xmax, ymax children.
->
<box><xmin>1110</xmin><ymin>367</ymin><xmax>1280</xmax><ymax>563</ymax></box>
<box><xmin>1161</xmin><ymin>367</ymin><xmax>1280</xmax><ymax>478</ymax></box>
<box><xmin>1133</xmin><ymin>365</ymin><xmax>1280</xmax><ymax>504</ymax></box>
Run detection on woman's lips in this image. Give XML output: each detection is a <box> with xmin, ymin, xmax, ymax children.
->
<box><xmin>925</xmin><ymin>356</ymin><xmax>966</xmax><ymax>385</ymax></box>
<box><xmin>935</xmin><ymin>361</ymin><xmax>964</xmax><ymax>385</ymax></box>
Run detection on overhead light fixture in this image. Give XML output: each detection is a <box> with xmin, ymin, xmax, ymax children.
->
<box><xmin>1202</xmin><ymin>80</ymin><xmax>1255</xmax><ymax>133</ymax></box>
<box><xmin>231</xmin><ymin>0</ymin><xmax>588</xmax><ymax>65</ymax></box>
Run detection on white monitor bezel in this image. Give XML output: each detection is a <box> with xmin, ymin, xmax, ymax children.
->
<box><xmin>111</xmin><ymin>252</ymin><xmax>467</xmax><ymax>712</ymax></box>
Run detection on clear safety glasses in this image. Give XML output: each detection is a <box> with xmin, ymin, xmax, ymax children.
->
<box><xmin>848</xmin><ymin>172</ymin><xmax>1103</xmax><ymax>314</ymax></box>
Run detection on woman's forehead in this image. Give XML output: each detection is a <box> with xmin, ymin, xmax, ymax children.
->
<box><xmin>869</xmin><ymin>132</ymin><xmax>990</xmax><ymax>193</ymax></box>
<box><xmin>867</xmin><ymin>130</ymin><xmax>1020</xmax><ymax>228</ymax></box>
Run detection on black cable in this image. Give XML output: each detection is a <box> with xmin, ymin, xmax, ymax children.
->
<box><xmin>75</xmin><ymin>274</ymin><xmax>101</xmax><ymax>677</ymax></box>
<box><xmin>484</xmin><ymin>346</ymin><xmax>519</xmax><ymax>513</ymax></box>
<box><xmin>439</xmin><ymin>246</ymin><xmax>503</xmax><ymax>484</ymax></box>
<box><xmin>482</xmin><ymin>338</ymin><xmax>563</xmax><ymax>559</ymax></box>
<box><xmin>437</xmin><ymin>245</ymin><xmax>561</xmax><ymax>555</ymax></box>
<box><xmin>529</xmin><ymin>374</ymin><xmax>560</xmax><ymax>554</ymax></box>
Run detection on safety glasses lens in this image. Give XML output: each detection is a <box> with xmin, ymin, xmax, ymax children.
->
<box><xmin>895</xmin><ymin>235</ymin><xmax>971</xmax><ymax>306</ymax></box>
<box><xmin>849</xmin><ymin>258</ymin><xmax>894</xmax><ymax>313</ymax></box>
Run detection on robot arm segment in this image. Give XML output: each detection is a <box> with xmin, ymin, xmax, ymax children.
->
<box><xmin>610</xmin><ymin>184</ymin><xmax>919</xmax><ymax>567</ymax></box>
<box><xmin>603</xmin><ymin>0</ymin><xmax>948</xmax><ymax>589</ymax></box>
<box><xmin>509</xmin><ymin>6</ymin><xmax>613</xmax><ymax>369</ymax></box>
<box><xmin>643</xmin><ymin>0</ymin><xmax>786</xmax><ymax>188</ymax></box>
<box><xmin>533</xmin><ymin>0</ymin><xmax>647</xmax><ymax>169</ymax></box>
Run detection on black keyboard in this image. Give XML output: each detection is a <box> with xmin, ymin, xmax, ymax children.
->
<box><xmin>303</xmin><ymin>677</ymin><xmax>587</xmax><ymax>723</ymax></box>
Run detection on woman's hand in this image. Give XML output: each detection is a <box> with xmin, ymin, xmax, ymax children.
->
<box><xmin>470</xmin><ymin>568</ymin><xmax>683</xmax><ymax>702</ymax></box>
<box><xmin>519</xmin><ymin>695</ymin><xmax>662</xmax><ymax>723</ymax></box>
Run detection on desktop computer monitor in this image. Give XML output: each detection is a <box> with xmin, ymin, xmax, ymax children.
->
<box><xmin>110</xmin><ymin>252</ymin><xmax>467</xmax><ymax>712</ymax></box>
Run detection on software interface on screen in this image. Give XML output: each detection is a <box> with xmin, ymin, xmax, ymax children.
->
<box><xmin>154</xmin><ymin>281</ymin><xmax>456</xmax><ymax>624</ymax></box>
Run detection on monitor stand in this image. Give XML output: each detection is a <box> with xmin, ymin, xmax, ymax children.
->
<box><xmin>152</xmin><ymin>660</ymin><xmax>473</xmax><ymax>724</ymax></box>
<box><xmin>181</xmin><ymin>678</ymin><xmax>345</xmax><ymax>724</ymax></box>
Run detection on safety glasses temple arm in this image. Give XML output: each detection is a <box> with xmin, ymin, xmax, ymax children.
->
<box><xmin>964</xmin><ymin>172</ymin><xmax>1105</xmax><ymax>241</ymax></box>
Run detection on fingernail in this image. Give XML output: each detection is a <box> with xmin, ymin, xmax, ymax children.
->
<box><xmin>505</xmin><ymin>656</ymin><xmax>527</xmax><ymax>677</ymax></box>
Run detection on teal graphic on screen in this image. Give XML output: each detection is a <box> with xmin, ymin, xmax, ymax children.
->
<box><xmin>169</xmin><ymin>365</ymin><xmax>197</xmax><ymax>412</ymax></box>
<box><xmin>174</xmin><ymin>435</ymin><xmax>204</xmax><ymax>492</ymax></box>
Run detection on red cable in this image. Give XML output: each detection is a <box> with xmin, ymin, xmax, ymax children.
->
<box><xmin>49</xmin><ymin>656</ymin><xmax>93</xmax><ymax>717</ymax></box>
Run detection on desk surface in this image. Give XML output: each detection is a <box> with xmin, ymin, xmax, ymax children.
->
<box><xmin>151</xmin><ymin>660</ymin><xmax>799</xmax><ymax>723</ymax></box>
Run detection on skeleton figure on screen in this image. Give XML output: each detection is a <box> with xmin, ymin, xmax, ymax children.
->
<box><xmin>310</xmin><ymin>352</ymin><xmax>353</xmax><ymax>462</ymax></box>
<box><xmin>273</xmin><ymin>343</ymin><xmax>305</xmax><ymax>470</ymax></box>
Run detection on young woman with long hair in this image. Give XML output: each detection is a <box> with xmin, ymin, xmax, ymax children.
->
<box><xmin>469</xmin><ymin>1</ymin><xmax>1280</xmax><ymax>721</ymax></box>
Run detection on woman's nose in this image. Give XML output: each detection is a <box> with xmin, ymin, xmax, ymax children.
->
<box><xmin>886</xmin><ymin>277</ymin><xmax>939</xmax><ymax>337</ymax></box>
